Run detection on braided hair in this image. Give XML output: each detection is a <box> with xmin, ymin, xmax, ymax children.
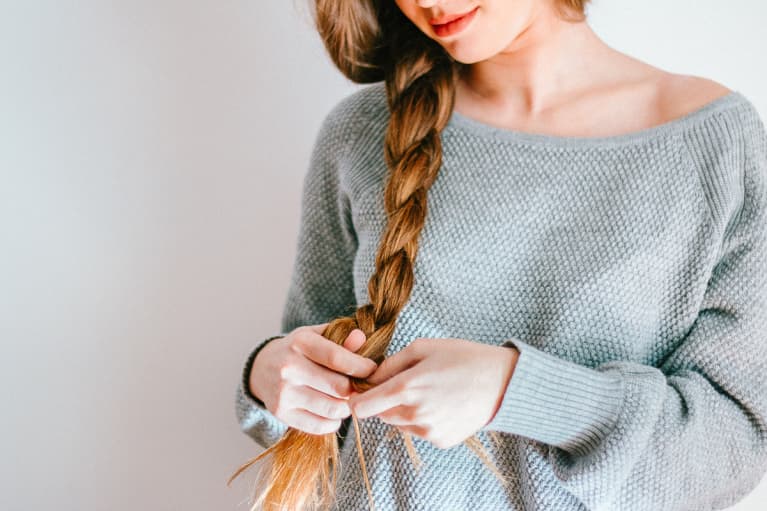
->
<box><xmin>229</xmin><ymin>1</ymin><xmax>590</xmax><ymax>509</ymax></box>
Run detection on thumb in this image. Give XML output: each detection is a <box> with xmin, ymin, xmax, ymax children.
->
<box><xmin>343</xmin><ymin>328</ymin><xmax>366</xmax><ymax>353</ymax></box>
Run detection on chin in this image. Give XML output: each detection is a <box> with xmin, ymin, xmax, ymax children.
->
<box><xmin>439</xmin><ymin>41</ymin><xmax>497</xmax><ymax>65</ymax></box>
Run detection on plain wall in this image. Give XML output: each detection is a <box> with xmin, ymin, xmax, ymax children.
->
<box><xmin>1</xmin><ymin>1</ymin><xmax>765</xmax><ymax>509</ymax></box>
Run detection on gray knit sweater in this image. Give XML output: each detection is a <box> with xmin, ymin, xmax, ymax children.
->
<box><xmin>235</xmin><ymin>82</ymin><xmax>767</xmax><ymax>511</ymax></box>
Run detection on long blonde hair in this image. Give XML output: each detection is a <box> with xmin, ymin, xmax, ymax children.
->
<box><xmin>229</xmin><ymin>1</ymin><xmax>590</xmax><ymax>509</ymax></box>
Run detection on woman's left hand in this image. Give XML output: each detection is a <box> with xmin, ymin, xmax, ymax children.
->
<box><xmin>348</xmin><ymin>337</ymin><xmax>519</xmax><ymax>449</ymax></box>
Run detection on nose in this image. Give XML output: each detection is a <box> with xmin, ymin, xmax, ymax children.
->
<box><xmin>415</xmin><ymin>0</ymin><xmax>440</xmax><ymax>8</ymax></box>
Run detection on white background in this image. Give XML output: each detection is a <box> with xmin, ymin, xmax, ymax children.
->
<box><xmin>1</xmin><ymin>1</ymin><xmax>766</xmax><ymax>510</ymax></box>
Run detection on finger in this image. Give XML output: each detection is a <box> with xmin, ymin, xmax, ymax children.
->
<box><xmin>282</xmin><ymin>408</ymin><xmax>342</xmax><ymax>436</ymax></box>
<box><xmin>295</xmin><ymin>331</ymin><xmax>377</xmax><ymax>378</ymax></box>
<box><xmin>366</xmin><ymin>345</ymin><xmax>423</xmax><ymax>385</ymax></box>
<box><xmin>292</xmin><ymin>359</ymin><xmax>352</xmax><ymax>398</ymax></box>
<box><xmin>342</xmin><ymin>328</ymin><xmax>366</xmax><ymax>353</ymax></box>
<box><xmin>394</xmin><ymin>424</ymin><xmax>429</xmax><ymax>439</ymax></box>
<box><xmin>305</xmin><ymin>322</ymin><xmax>330</xmax><ymax>335</ymax></box>
<box><xmin>376</xmin><ymin>404</ymin><xmax>418</xmax><ymax>426</ymax></box>
<box><xmin>350</xmin><ymin>372</ymin><xmax>417</xmax><ymax>419</ymax></box>
<box><xmin>288</xmin><ymin>385</ymin><xmax>352</xmax><ymax>420</ymax></box>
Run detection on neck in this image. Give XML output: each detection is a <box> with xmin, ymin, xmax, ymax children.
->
<box><xmin>458</xmin><ymin>7</ymin><xmax>613</xmax><ymax>117</ymax></box>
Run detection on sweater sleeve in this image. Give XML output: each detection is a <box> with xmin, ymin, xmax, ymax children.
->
<box><xmin>480</xmin><ymin>105</ymin><xmax>767</xmax><ymax>509</ymax></box>
<box><xmin>235</xmin><ymin>96</ymin><xmax>360</xmax><ymax>449</ymax></box>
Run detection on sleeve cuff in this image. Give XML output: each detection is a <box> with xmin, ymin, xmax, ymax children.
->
<box><xmin>235</xmin><ymin>334</ymin><xmax>289</xmax><ymax>448</ymax></box>
<box><xmin>480</xmin><ymin>338</ymin><xmax>625</xmax><ymax>455</ymax></box>
<box><xmin>240</xmin><ymin>335</ymin><xmax>285</xmax><ymax>407</ymax></box>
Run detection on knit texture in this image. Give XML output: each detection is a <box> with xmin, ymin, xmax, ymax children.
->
<box><xmin>235</xmin><ymin>82</ymin><xmax>767</xmax><ymax>510</ymax></box>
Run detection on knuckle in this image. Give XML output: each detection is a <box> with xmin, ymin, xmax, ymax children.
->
<box><xmin>276</xmin><ymin>361</ymin><xmax>293</xmax><ymax>381</ymax></box>
<box><xmin>334</xmin><ymin>378</ymin><xmax>350</xmax><ymax>397</ymax></box>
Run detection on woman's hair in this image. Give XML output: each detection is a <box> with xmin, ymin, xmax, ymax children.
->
<box><xmin>229</xmin><ymin>1</ymin><xmax>590</xmax><ymax>509</ymax></box>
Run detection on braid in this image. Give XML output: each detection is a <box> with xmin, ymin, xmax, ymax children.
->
<box><xmin>227</xmin><ymin>1</ymin><xmax>559</xmax><ymax>508</ymax></box>
<box><xmin>227</xmin><ymin>51</ymin><xmax>509</xmax><ymax>511</ymax></box>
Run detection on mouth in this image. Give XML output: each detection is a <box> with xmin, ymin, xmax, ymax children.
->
<box><xmin>429</xmin><ymin>6</ymin><xmax>480</xmax><ymax>38</ymax></box>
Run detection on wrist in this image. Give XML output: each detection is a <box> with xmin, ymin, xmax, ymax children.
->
<box><xmin>242</xmin><ymin>335</ymin><xmax>284</xmax><ymax>406</ymax></box>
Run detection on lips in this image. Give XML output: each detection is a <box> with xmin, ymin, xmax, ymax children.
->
<box><xmin>429</xmin><ymin>7</ymin><xmax>477</xmax><ymax>27</ymax></box>
<box><xmin>429</xmin><ymin>6</ymin><xmax>479</xmax><ymax>38</ymax></box>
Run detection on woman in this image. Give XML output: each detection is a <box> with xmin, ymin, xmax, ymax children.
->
<box><xmin>233</xmin><ymin>0</ymin><xmax>767</xmax><ymax>509</ymax></box>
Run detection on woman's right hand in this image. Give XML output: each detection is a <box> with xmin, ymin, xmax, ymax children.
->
<box><xmin>248</xmin><ymin>322</ymin><xmax>377</xmax><ymax>435</ymax></box>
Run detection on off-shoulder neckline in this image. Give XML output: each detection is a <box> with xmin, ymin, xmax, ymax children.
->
<box><xmin>447</xmin><ymin>90</ymin><xmax>745</xmax><ymax>148</ymax></box>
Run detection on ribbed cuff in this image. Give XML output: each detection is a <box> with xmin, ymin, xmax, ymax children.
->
<box><xmin>236</xmin><ymin>334</ymin><xmax>291</xmax><ymax>448</ymax></box>
<box><xmin>480</xmin><ymin>339</ymin><xmax>625</xmax><ymax>456</ymax></box>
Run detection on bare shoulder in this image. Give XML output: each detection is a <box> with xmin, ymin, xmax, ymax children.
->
<box><xmin>657</xmin><ymin>74</ymin><xmax>733</xmax><ymax>119</ymax></box>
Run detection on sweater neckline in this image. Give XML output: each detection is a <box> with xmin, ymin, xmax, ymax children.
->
<box><xmin>447</xmin><ymin>89</ymin><xmax>743</xmax><ymax>148</ymax></box>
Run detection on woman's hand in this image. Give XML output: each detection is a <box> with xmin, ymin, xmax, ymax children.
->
<box><xmin>348</xmin><ymin>337</ymin><xmax>519</xmax><ymax>449</ymax></box>
<box><xmin>249</xmin><ymin>323</ymin><xmax>378</xmax><ymax>435</ymax></box>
